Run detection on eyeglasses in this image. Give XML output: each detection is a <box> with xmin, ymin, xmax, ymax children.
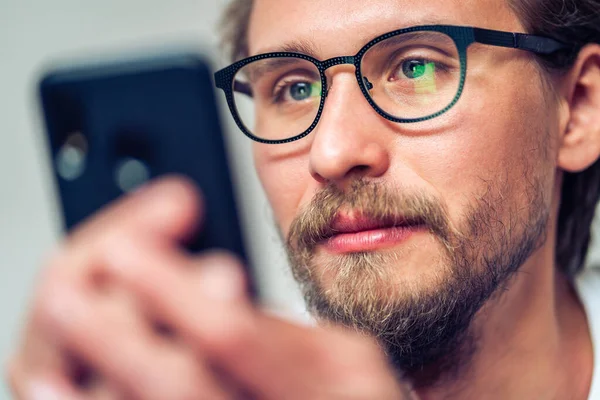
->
<box><xmin>214</xmin><ymin>25</ymin><xmax>569</xmax><ymax>144</ymax></box>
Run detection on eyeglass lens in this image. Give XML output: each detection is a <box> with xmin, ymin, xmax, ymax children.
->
<box><xmin>232</xmin><ymin>30</ymin><xmax>462</xmax><ymax>141</ymax></box>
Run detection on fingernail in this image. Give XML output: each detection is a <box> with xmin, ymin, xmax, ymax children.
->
<box><xmin>27</xmin><ymin>380</ymin><xmax>63</xmax><ymax>400</ymax></box>
<box><xmin>199</xmin><ymin>262</ymin><xmax>244</xmax><ymax>302</ymax></box>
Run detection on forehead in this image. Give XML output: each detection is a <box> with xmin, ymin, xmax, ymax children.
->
<box><xmin>248</xmin><ymin>0</ymin><xmax>524</xmax><ymax>57</ymax></box>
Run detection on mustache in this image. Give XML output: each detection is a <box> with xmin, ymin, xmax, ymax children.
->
<box><xmin>286</xmin><ymin>180</ymin><xmax>453</xmax><ymax>252</ymax></box>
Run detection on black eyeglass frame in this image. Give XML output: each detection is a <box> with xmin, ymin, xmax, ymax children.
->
<box><xmin>214</xmin><ymin>25</ymin><xmax>570</xmax><ymax>144</ymax></box>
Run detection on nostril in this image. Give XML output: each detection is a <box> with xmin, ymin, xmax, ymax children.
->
<box><xmin>348</xmin><ymin>165</ymin><xmax>370</xmax><ymax>176</ymax></box>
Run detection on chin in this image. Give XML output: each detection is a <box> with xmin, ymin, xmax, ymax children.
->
<box><xmin>306</xmin><ymin>245</ymin><xmax>452</xmax><ymax>313</ymax></box>
<box><xmin>312</xmin><ymin>235</ymin><xmax>446</xmax><ymax>285</ymax></box>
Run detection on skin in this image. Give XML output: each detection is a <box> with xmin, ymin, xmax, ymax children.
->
<box><xmin>250</xmin><ymin>0</ymin><xmax>600</xmax><ymax>396</ymax></box>
<box><xmin>6</xmin><ymin>0</ymin><xmax>600</xmax><ymax>399</ymax></box>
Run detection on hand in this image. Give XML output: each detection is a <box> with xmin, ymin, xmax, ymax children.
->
<box><xmin>6</xmin><ymin>177</ymin><xmax>415</xmax><ymax>399</ymax></box>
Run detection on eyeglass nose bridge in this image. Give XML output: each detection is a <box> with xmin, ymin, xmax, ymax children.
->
<box><xmin>322</xmin><ymin>56</ymin><xmax>356</xmax><ymax>69</ymax></box>
<box><xmin>319</xmin><ymin>56</ymin><xmax>360</xmax><ymax>98</ymax></box>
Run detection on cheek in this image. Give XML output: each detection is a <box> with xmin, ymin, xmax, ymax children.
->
<box><xmin>403</xmin><ymin>66</ymin><xmax>551</xmax><ymax>222</ymax></box>
<box><xmin>253</xmin><ymin>143</ymin><xmax>311</xmax><ymax>234</ymax></box>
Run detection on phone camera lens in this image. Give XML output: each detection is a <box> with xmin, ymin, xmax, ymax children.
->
<box><xmin>115</xmin><ymin>157</ymin><xmax>150</xmax><ymax>193</ymax></box>
<box><xmin>56</xmin><ymin>132</ymin><xmax>87</xmax><ymax>181</ymax></box>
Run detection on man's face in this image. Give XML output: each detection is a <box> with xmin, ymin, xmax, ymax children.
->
<box><xmin>247</xmin><ymin>0</ymin><xmax>561</xmax><ymax>382</ymax></box>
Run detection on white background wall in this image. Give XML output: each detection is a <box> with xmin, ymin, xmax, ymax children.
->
<box><xmin>0</xmin><ymin>1</ymin><xmax>304</xmax><ymax>398</ymax></box>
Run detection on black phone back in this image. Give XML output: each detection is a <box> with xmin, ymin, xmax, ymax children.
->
<box><xmin>39</xmin><ymin>53</ymin><xmax>253</xmax><ymax>294</ymax></box>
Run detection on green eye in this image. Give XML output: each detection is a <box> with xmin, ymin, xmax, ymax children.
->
<box><xmin>402</xmin><ymin>60</ymin><xmax>434</xmax><ymax>79</ymax></box>
<box><xmin>290</xmin><ymin>82</ymin><xmax>313</xmax><ymax>101</ymax></box>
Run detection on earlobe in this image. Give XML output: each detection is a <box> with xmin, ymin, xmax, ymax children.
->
<box><xmin>558</xmin><ymin>44</ymin><xmax>600</xmax><ymax>173</ymax></box>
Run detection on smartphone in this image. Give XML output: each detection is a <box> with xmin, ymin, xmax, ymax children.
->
<box><xmin>39</xmin><ymin>51</ymin><xmax>256</xmax><ymax>297</ymax></box>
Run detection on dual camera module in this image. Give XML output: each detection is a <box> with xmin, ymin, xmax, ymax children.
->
<box><xmin>48</xmin><ymin>88</ymin><xmax>152</xmax><ymax>194</ymax></box>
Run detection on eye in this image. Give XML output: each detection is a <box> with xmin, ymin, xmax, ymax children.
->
<box><xmin>289</xmin><ymin>82</ymin><xmax>313</xmax><ymax>101</ymax></box>
<box><xmin>272</xmin><ymin>78</ymin><xmax>321</xmax><ymax>104</ymax></box>
<box><xmin>400</xmin><ymin>59</ymin><xmax>435</xmax><ymax>80</ymax></box>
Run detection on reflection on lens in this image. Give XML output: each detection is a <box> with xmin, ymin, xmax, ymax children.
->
<box><xmin>361</xmin><ymin>30</ymin><xmax>461</xmax><ymax>120</ymax></box>
<box><xmin>232</xmin><ymin>57</ymin><xmax>322</xmax><ymax>141</ymax></box>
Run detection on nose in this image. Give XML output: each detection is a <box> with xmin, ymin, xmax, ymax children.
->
<box><xmin>308</xmin><ymin>73</ymin><xmax>391</xmax><ymax>184</ymax></box>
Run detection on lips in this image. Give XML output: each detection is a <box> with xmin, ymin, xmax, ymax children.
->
<box><xmin>321</xmin><ymin>212</ymin><xmax>426</xmax><ymax>253</ymax></box>
<box><xmin>330</xmin><ymin>212</ymin><xmax>424</xmax><ymax>235</ymax></box>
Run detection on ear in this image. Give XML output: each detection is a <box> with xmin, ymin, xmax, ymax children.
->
<box><xmin>558</xmin><ymin>44</ymin><xmax>600</xmax><ymax>173</ymax></box>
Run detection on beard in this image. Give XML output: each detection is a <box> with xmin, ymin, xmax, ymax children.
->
<box><xmin>285</xmin><ymin>177</ymin><xmax>549</xmax><ymax>387</ymax></box>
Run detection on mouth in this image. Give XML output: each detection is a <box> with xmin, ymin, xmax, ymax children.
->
<box><xmin>321</xmin><ymin>212</ymin><xmax>427</xmax><ymax>254</ymax></box>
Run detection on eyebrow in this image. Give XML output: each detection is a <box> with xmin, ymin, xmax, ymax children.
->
<box><xmin>372</xmin><ymin>31</ymin><xmax>454</xmax><ymax>50</ymax></box>
<box><xmin>252</xmin><ymin>19</ymin><xmax>453</xmax><ymax>58</ymax></box>
<box><xmin>243</xmin><ymin>57</ymin><xmax>317</xmax><ymax>84</ymax></box>
<box><xmin>254</xmin><ymin>38</ymin><xmax>321</xmax><ymax>58</ymax></box>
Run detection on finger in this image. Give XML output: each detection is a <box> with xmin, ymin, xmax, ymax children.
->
<box><xmin>52</xmin><ymin>176</ymin><xmax>203</xmax><ymax>299</ymax></box>
<box><xmin>97</xmin><ymin>238</ymin><xmax>260</xmax><ymax>396</ymax></box>
<box><xmin>7</xmin><ymin>178</ymin><xmax>203</xmax><ymax>400</ymax></box>
<box><xmin>67</xmin><ymin>175</ymin><xmax>203</xmax><ymax>252</ymax></box>
<box><xmin>222</xmin><ymin>316</ymin><xmax>407</xmax><ymax>399</ymax></box>
<box><xmin>95</xmin><ymin>240</ymin><xmax>277</xmax><ymax>396</ymax></box>
<box><xmin>45</xmin><ymin>276</ymin><xmax>233</xmax><ymax>400</ymax></box>
<box><xmin>7</xmin><ymin>265</ymin><xmax>88</xmax><ymax>400</ymax></box>
<box><xmin>87</xmin><ymin>379</ymin><xmax>128</xmax><ymax>400</ymax></box>
<box><xmin>99</xmin><ymin>235</ymin><xmax>251</xmax><ymax>343</ymax></box>
<box><xmin>8</xmin><ymin>360</ymin><xmax>87</xmax><ymax>400</ymax></box>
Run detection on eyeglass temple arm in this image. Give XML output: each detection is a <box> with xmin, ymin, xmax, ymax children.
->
<box><xmin>473</xmin><ymin>28</ymin><xmax>571</xmax><ymax>55</ymax></box>
<box><xmin>233</xmin><ymin>80</ymin><xmax>253</xmax><ymax>97</ymax></box>
<box><xmin>214</xmin><ymin>70</ymin><xmax>254</xmax><ymax>97</ymax></box>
